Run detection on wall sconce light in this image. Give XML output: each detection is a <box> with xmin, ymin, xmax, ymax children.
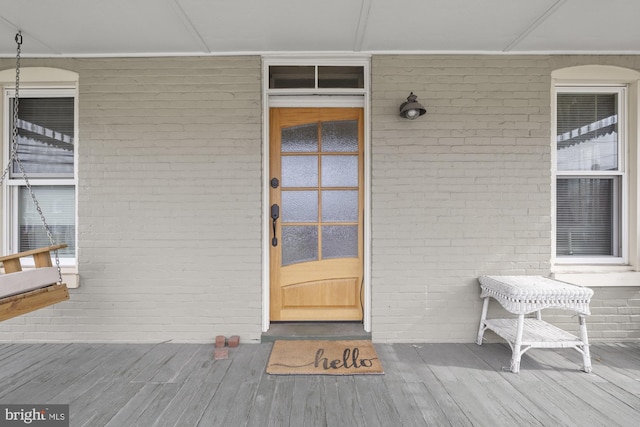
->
<box><xmin>399</xmin><ymin>92</ymin><xmax>426</xmax><ymax>120</ymax></box>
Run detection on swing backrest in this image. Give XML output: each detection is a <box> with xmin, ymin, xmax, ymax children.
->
<box><xmin>0</xmin><ymin>244</ymin><xmax>67</xmax><ymax>273</ymax></box>
<box><xmin>0</xmin><ymin>244</ymin><xmax>67</xmax><ymax>298</ymax></box>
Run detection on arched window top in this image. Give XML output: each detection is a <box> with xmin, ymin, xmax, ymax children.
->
<box><xmin>0</xmin><ymin>67</ymin><xmax>78</xmax><ymax>85</ymax></box>
<box><xmin>553</xmin><ymin>65</ymin><xmax>640</xmax><ymax>83</ymax></box>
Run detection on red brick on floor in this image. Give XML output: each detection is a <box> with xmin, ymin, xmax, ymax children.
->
<box><xmin>214</xmin><ymin>348</ymin><xmax>229</xmax><ymax>360</ymax></box>
<box><xmin>215</xmin><ymin>335</ymin><xmax>226</xmax><ymax>348</ymax></box>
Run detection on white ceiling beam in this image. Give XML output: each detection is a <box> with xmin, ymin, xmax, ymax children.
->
<box><xmin>168</xmin><ymin>0</ymin><xmax>210</xmax><ymax>53</ymax></box>
<box><xmin>502</xmin><ymin>0</ymin><xmax>568</xmax><ymax>52</ymax></box>
<box><xmin>353</xmin><ymin>0</ymin><xmax>372</xmax><ymax>52</ymax></box>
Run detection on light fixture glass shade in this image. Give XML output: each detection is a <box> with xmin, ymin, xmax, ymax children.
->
<box><xmin>399</xmin><ymin>92</ymin><xmax>426</xmax><ymax>119</ymax></box>
<box><xmin>404</xmin><ymin>108</ymin><xmax>420</xmax><ymax>119</ymax></box>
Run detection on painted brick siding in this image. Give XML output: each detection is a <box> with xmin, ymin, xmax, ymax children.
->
<box><xmin>0</xmin><ymin>57</ymin><xmax>263</xmax><ymax>342</ymax></box>
<box><xmin>370</xmin><ymin>55</ymin><xmax>640</xmax><ymax>343</ymax></box>
<box><xmin>0</xmin><ymin>54</ymin><xmax>638</xmax><ymax>344</ymax></box>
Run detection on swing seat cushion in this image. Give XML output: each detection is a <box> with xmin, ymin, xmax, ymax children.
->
<box><xmin>0</xmin><ymin>267</ymin><xmax>61</xmax><ymax>299</ymax></box>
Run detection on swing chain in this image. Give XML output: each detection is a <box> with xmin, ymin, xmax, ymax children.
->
<box><xmin>1</xmin><ymin>32</ymin><xmax>63</xmax><ymax>284</ymax></box>
<box><xmin>0</xmin><ymin>33</ymin><xmax>20</xmax><ymax>186</ymax></box>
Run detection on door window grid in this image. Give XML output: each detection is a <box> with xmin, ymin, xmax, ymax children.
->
<box><xmin>280</xmin><ymin>119</ymin><xmax>359</xmax><ymax>265</ymax></box>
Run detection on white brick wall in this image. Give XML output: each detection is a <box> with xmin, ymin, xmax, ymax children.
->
<box><xmin>0</xmin><ymin>54</ymin><xmax>638</xmax><ymax>344</ymax></box>
<box><xmin>370</xmin><ymin>55</ymin><xmax>640</xmax><ymax>343</ymax></box>
<box><xmin>0</xmin><ymin>57</ymin><xmax>263</xmax><ymax>343</ymax></box>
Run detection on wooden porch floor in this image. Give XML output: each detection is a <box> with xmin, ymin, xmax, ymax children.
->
<box><xmin>1</xmin><ymin>342</ymin><xmax>639</xmax><ymax>426</ymax></box>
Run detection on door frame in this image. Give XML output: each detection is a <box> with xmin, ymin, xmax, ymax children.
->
<box><xmin>260</xmin><ymin>56</ymin><xmax>371</xmax><ymax>333</ymax></box>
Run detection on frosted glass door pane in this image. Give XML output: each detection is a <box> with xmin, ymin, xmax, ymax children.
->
<box><xmin>321</xmin><ymin>156</ymin><xmax>358</xmax><ymax>187</ymax></box>
<box><xmin>322</xmin><ymin>120</ymin><xmax>358</xmax><ymax>152</ymax></box>
<box><xmin>282</xmin><ymin>123</ymin><xmax>318</xmax><ymax>152</ymax></box>
<box><xmin>282</xmin><ymin>156</ymin><xmax>318</xmax><ymax>187</ymax></box>
<box><xmin>282</xmin><ymin>191</ymin><xmax>318</xmax><ymax>222</ymax></box>
<box><xmin>282</xmin><ymin>226</ymin><xmax>318</xmax><ymax>266</ymax></box>
<box><xmin>322</xmin><ymin>226</ymin><xmax>358</xmax><ymax>259</ymax></box>
<box><xmin>322</xmin><ymin>190</ymin><xmax>358</xmax><ymax>222</ymax></box>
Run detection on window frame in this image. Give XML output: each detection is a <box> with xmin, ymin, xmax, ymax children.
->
<box><xmin>553</xmin><ymin>85</ymin><xmax>628</xmax><ymax>265</ymax></box>
<box><xmin>2</xmin><ymin>86</ymin><xmax>78</xmax><ymax>268</ymax></box>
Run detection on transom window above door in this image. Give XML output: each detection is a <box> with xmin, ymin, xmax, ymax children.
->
<box><xmin>268</xmin><ymin>65</ymin><xmax>365</xmax><ymax>89</ymax></box>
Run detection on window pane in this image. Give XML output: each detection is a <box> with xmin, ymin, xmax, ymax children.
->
<box><xmin>321</xmin><ymin>155</ymin><xmax>358</xmax><ymax>187</ymax></box>
<box><xmin>10</xmin><ymin>97</ymin><xmax>75</xmax><ymax>177</ymax></box>
<box><xmin>19</xmin><ymin>186</ymin><xmax>75</xmax><ymax>258</ymax></box>
<box><xmin>322</xmin><ymin>120</ymin><xmax>358</xmax><ymax>152</ymax></box>
<box><xmin>322</xmin><ymin>225</ymin><xmax>358</xmax><ymax>259</ymax></box>
<box><xmin>318</xmin><ymin>66</ymin><xmax>364</xmax><ymax>89</ymax></box>
<box><xmin>269</xmin><ymin>65</ymin><xmax>365</xmax><ymax>89</ymax></box>
<box><xmin>281</xmin><ymin>155</ymin><xmax>318</xmax><ymax>187</ymax></box>
<box><xmin>269</xmin><ymin>66</ymin><xmax>315</xmax><ymax>89</ymax></box>
<box><xmin>282</xmin><ymin>191</ymin><xmax>318</xmax><ymax>222</ymax></box>
<box><xmin>282</xmin><ymin>123</ymin><xmax>318</xmax><ymax>152</ymax></box>
<box><xmin>322</xmin><ymin>190</ymin><xmax>358</xmax><ymax>222</ymax></box>
<box><xmin>557</xmin><ymin>93</ymin><xmax>618</xmax><ymax>171</ymax></box>
<box><xmin>556</xmin><ymin>178</ymin><xmax>618</xmax><ymax>256</ymax></box>
<box><xmin>282</xmin><ymin>225</ymin><xmax>318</xmax><ymax>266</ymax></box>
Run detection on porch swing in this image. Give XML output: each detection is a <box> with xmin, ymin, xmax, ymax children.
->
<box><xmin>0</xmin><ymin>32</ymin><xmax>69</xmax><ymax>321</ymax></box>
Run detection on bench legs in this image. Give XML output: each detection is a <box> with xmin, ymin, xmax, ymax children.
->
<box><xmin>510</xmin><ymin>314</ymin><xmax>525</xmax><ymax>373</ymax></box>
<box><xmin>476</xmin><ymin>297</ymin><xmax>489</xmax><ymax>345</ymax></box>
<box><xmin>477</xmin><ymin>297</ymin><xmax>524</xmax><ymax>372</ymax></box>
<box><xmin>579</xmin><ymin>315</ymin><xmax>592</xmax><ymax>373</ymax></box>
<box><xmin>478</xmin><ymin>298</ymin><xmax>592</xmax><ymax>374</ymax></box>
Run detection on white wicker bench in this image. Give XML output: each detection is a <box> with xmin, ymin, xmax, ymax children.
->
<box><xmin>477</xmin><ymin>275</ymin><xmax>593</xmax><ymax>373</ymax></box>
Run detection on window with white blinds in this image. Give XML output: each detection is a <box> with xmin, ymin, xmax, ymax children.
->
<box><xmin>4</xmin><ymin>88</ymin><xmax>76</xmax><ymax>264</ymax></box>
<box><xmin>18</xmin><ymin>186</ymin><xmax>75</xmax><ymax>258</ymax></box>
<box><xmin>11</xmin><ymin>97</ymin><xmax>74</xmax><ymax>177</ymax></box>
<box><xmin>555</xmin><ymin>87</ymin><xmax>624</xmax><ymax>261</ymax></box>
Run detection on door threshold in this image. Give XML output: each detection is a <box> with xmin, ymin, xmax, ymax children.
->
<box><xmin>261</xmin><ymin>322</ymin><xmax>371</xmax><ymax>343</ymax></box>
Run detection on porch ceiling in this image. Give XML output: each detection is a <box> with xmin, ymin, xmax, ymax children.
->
<box><xmin>0</xmin><ymin>0</ymin><xmax>639</xmax><ymax>57</ymax></box>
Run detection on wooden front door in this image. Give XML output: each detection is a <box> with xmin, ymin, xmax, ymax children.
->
<box><xmin>270</xmin><ymin>108</ymin><xmax>364</xmax><ymax>321</ymax></box>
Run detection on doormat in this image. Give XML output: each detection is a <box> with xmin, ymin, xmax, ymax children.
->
<box><xmin>266</xmin><ymin>340</ymin><xmax>384</xmax><ymax>375</ymax></box>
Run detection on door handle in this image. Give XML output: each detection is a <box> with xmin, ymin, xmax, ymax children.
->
<box><xmin>271</xmin><ymin>204</ymin><xmax>280</xmax><ymax>247</ymax></box>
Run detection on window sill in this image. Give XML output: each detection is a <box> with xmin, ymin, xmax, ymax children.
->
<box><xmin>61</xmin><ymin>270</ymin><xmax>80</xmax><ymax>289</ymax></box>
<box><xmin>551</xmin><ymin>270</ymin><xmax>640</xmax><ymax>288</ymax></box>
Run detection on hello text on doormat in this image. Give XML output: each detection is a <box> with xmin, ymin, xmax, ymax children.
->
<box><xmin>266</xmin><ymin>340</ymin><xmax>384</xmax><ymax>375</ymax></box>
